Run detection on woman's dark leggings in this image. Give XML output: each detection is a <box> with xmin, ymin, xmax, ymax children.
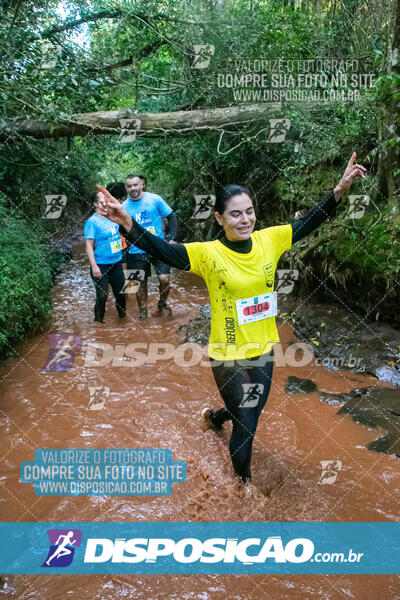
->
<box><xmin>209</xmin><ymin>349</ymin><xmax>274</xmax><ymax>482</ymax></box>
<box><xmin>90</xmin><ymin>262</ymin><xmax>126</xmax><ymax>322</ymax></box>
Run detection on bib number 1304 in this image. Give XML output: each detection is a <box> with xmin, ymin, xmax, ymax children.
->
<box><xmin>236</xmin><ymin>292</ymin><xmax>277</xmax><ymax>326</ymax></box>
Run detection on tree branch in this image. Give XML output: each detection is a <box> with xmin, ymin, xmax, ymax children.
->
<box><xmin>88</xmin><ymin>41</ymin><xmax>164</xmax><ymax>73</ymax></box>
<box><xmin>41</xmin><ymin>9</ymin><xmax>206</xmax><ymax>38</ymax></box>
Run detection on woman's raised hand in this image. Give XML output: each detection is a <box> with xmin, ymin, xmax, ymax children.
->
<box><xmin>334</xmin><ymin>152</ymin><xmax>367</xmax><ymax>200</ymax></box>
<box><xmin>96</xmin><ymin>185</ymin><xmax>132</xmax><ymax>229</ymax></box>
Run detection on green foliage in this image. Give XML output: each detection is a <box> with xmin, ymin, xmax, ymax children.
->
<box><xmin>0</xmin><ymin>192</ymin><xmax>62</xmax><ymax>360</ymax></box>
<box><xmin>333</xmin><ymin>210</ymin><xmax>400</xmax><ymax>279</ymax></box>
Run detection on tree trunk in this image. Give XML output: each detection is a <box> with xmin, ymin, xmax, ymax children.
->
<box><xmin>1</xmin><ymin>103</ymin><xmax>282</xmax><ymax>142</ymax></box>
<box><xmin>376</xmin><ymin>0</ymin><xmax>400</xmax><ymax>209</ymax></box>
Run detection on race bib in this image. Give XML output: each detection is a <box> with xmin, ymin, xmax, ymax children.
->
<box><xmin>145</xmin><ymin>225</ymin><xmax>156</xmax><ymax>235</ymax></box>
<box><xmin>110</xmin><ymin>239</ymin><xmax>122</xmax><ymax>253</ymax></box>
<box><xmin>236</xmin><ymin>291</ymin><xmax>277</xmax><ymax>326</ymax></box>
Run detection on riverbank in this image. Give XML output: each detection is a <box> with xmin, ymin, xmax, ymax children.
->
<box><xmin>279</xmin><ymin>295</ymin><xmax>400</xmax><ymax>385</ymax></box>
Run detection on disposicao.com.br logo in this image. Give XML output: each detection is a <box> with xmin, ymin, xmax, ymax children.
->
<box><xmin>40</xmin><ymin>531</ymin><xmax>364</xmax><ymax>569</ymax></box>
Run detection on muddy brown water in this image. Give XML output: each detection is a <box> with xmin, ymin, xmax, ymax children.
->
<box><xmin>0</xmin><ymin>243</ymin><xmax>399</xmax><ymax>599</ymax></box>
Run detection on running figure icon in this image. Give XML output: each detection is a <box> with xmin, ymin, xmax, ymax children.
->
<box><xmin>42</xmin><ymin>529</ymin><xmax>82</xmax><ymax>568</ymax></box>
<box><xmin>46</xmin><ymin>531</ymin><xmax>77</xmax><ymax>566</ymax></box>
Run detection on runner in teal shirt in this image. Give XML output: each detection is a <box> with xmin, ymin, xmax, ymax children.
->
<box><xmin>84</xmin><ymin>192</ymin><xmax>126</xmax><ymax>323</ymax></box>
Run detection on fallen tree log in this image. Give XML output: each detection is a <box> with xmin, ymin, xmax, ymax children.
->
<box><xmin>1</xmin><ymin>103</ymin><xmax>281</xmax><ymax>141</ymax></box>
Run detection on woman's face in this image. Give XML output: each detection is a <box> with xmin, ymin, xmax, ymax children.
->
<box><xmin>214</xmin><ymin>193</ymin><xmax>256</xmax><ymax>241</ymax></box>
<box><xmin>94</xmin><ymin>192</ymin><xmax>105</xmax><ymax>211</ymax></box>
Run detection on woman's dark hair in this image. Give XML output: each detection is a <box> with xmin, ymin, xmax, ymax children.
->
<box><xmin>106</xmin><ymin>182</ymin><xmax>126</xmax><ymax>201</ymax></box>
<box><xmin>91</xmin><ymin>191</ymin><xmax>101</xmax><ymax>206</ymax></box>
<box><xmin>214</xmin><ymin>184</ymin><xmax>251</xmax><ymax>214</ymax></box>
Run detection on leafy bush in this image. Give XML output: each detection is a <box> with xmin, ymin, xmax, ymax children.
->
<box><xmin>0</xmin><ymin>192</ymin><xmax>62</xmax><ymax>360</ymax></box>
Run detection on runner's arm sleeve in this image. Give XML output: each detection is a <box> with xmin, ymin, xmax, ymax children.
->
<box><xmin>84</xmin><ymin>220</ymin><xmax>95</xmax><ymax>239</ymax></box>
<box><xmin>120</xmin><ymin>219</ymin><xmax>190</xmax><ymax>270</ymax></box>
<box><xmin>291</xmin><ymin>190</ymin><xmax>342</xmax><ymax>244</ymax></box>
<box><xmin>165</xmin><ymin>211</ymin><xmax>178</xmax><ymax>240</ymax></box>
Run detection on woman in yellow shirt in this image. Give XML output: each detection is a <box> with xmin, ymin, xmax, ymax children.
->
<box><xmin>97</xmin><ymin>152</ymin><xmax>366</xmax><ymax>483</ymax></box>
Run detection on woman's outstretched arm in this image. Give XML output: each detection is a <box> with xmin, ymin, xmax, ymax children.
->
<box><xmin>120</xmin><ymin>218</ymin><xmax>190</xmax><ymax>270</ymax></box>
<box><xmin>96</xmin><ymin>185</ymin><xmax>191</xmax><ymax>270</ymax></box>
<box><xmin>291</xmin><ymin>152</ymin><xmax>367</xmax><ymax>244</ymax></box>
<box><xmin>291</xmin><ymin>189</ymin><xmax>339</xmax><ymax>243</ymax></box>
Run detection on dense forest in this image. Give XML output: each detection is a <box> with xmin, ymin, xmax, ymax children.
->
<box><xmin>0</xmin><ymin>0</ymin><xmax>399</xmax><ymax>360</ymax></box>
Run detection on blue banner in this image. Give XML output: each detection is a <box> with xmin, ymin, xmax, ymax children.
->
<box><xmin>0</xmin><ymin>522</ymin><xmax>398</xmax><ymax>574</ymax></box>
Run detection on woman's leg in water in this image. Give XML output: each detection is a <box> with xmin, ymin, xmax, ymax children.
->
<box><xmin>108</xmin><ymin>261</ymin><xmax>126</xmax><ymax>318</ymax></box>
<box><xmin>208</xmin><ymin>349</ymin><xmax>274</xmax><ymax>482</ymax></box>
<box><xmin>91</xmin><ymin>264</ymin><xmax>110</xmax><ymax>322</ymax></box>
